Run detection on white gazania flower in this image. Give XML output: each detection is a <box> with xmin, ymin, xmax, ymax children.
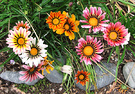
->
<box><xmin>19</xmin><ymin>37</ymin><xmax>48</xmax><ymax>67</ymax></box>
<box><xmin>61</xmin><ymin>65</ymin><xmax>72</xmax><ymax>75</ymax></box>
<box><xmin>121</xmin><ymin>32</ymin><xmax>130</xmax><ymax>48</ymax></box>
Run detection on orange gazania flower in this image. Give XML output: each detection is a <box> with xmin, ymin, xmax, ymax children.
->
<box><xmin>56</xmin><ymin>13</ymin><xmax>80</xmax><ymax>40</ymax></box>
<box><xmin>75</xmin><ymin>70</ymin><xmax>90</xmax><ymax>86</ymax></box>
<box><xmin>46</xmin><ymin>11</ymin><xmax>66</xmax><ymax>31</ymax></box>
<box><xmin>40</xmin><ymin>56</ymin><xmax>54</xmax><ymax>74</ymax></box>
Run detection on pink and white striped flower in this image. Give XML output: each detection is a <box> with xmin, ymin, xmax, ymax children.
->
<box><xmin>13</xmin><ymin>21</ymin><xmax>30</xmax><ymax>31</ymax></box>
<box><xmin>75</xmin><ymin>36</ymin><xmax>104</xmax><ymax>65</ymax></box>
<box><xmin>19</xmin><ymin>64</ymin><xmax>44</xmax><ymax>82</ymax></box>
<box><xmin>80</xmin><ymin>7</ymin><xmax>109</xmax><ymax>33</ymax></box>
<box><xmin>103</xmin><ymin>22</ymin><xmax>128</xmax><ymax>47</ymax></box>
<box><xmin>6</xmin><ymin>28</ymin><xmax>31</xmax><ymax>54</ymax></box>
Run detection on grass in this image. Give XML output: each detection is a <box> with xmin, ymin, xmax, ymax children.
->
<box><xmin>15</xmin><ymin>77</ymin><xmax>50</xmax><ymax>93</ymax></box>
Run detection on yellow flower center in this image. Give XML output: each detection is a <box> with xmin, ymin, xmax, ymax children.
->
<box><xmin>53</xmin><ymin>18</ymin><xmax>59</xmax><ymax>25</ymax></box>
<box><xmin>30</xmin><ymin>67</ymin><xmax>35</xmax><ymax>72</ymax></box>
<box><xmin>18</xmin><ymin>38</ymin><xmax>25</xmax><ymax>45</ymax></box>
<box><xmin>109</xmin><ymin>31</ymin><xmax>117</xmax><ymax>40</ymax></box>
<box><xmin>89</xmin><ymin>17</ymin><xmax>98</xmax><ymax>26</ymax></box>
<box><xmin>30</xmin><ymin>48</ymin><xmax>38</xmax><ymax>56</ymax></box>
<box><xmin>83</xmin><ymin>46</ymin><xmax>93</xmax><ymax>56</ymax></box>
<box><xmin>64</xmin><ymin>24</ymin><xmax>69</xmax><ymax>30</ymax></box>
<box><xmin>79</xmin><ymin>74</ymin><xmax>84</xmax><ymax>80</ymax></box>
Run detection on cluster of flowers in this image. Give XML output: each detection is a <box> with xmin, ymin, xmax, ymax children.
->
<box><xmin>6</xmin><ymin>6</ymin><xmax>130</xmax><ymax>86</ymax></box>
<box><xmin>46</xmin><ymin>7</ymin><xmax>130</xmax><ymax>86</ymax></box>
<box><xmin>46</xmin><ymin>11</ymin><xmax>80</xmax><ymax>40</ymax></box>
<box><xmin>6</xmin><ymin>21</ymin><xmax>55</xmax><ymax>82</ymax></box>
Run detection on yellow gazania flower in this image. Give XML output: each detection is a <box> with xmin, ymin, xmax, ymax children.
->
<box><xmin>46</xmin><ymin>11</ymin><xmax>66</xmax><ymax>32</ymax></box>
<box><xmin>56</xmin><ymin>13</ymin><xmax>80</xmax><ymax>40</ymax></box>
<box><xmin>41</xmin><ymin>56</ymin><xmax>54</xmax><ymax>74</ymax></box>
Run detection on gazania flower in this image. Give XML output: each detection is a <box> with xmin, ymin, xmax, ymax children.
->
<box><xmin>19</xmin><ymin>64</ymin><xmax>44</xmax><ymax>82</ymax></box>
<box><xmin>46</xmin><ymin>11</ymin><xmax>66</xmax><ymax>31</ymax></box>
<box><xmin>19</xmin><ymin>37</ymin><xmax>48</xmax><ymax>67</ymax></box>
<box><xmin>61</xmin><ymin>65</ymin><xmax>72</xmax><ymax>75</ymax></box>
<box><xmin>40</xmin><ymin>56</ymin><xmax>54</xmax><ymax>74</ymax></box>
<box><xmin>103</xmin><ymin>22</ymin><xmax>128</xmax><ymax>47</ymax></box>
<box><xmin>75</xmin><ymin>70</ymin><xmax>90</xmax><ymax>86</ymax></box>
<box><xmin>56</xmin><ymin>14</ymin><xmax>80</xmax><ymax>40</ymax></box>
<box><xmin>13</xmin><ymin>21</ymin><xmax>30</xmax><ymax>31</ymax></box>
<box><xmin>121</xmin><ymin>32</ymin><xmax>130</xmax><ymax>48</ymax></box>
<box><xmin>75</xmin><ymin>35</ymin><xmax>104</xmax><ymax>65</ymax></box>
<box><xmin>80</xmin><ymin>7</ymin><xmax>109</xmax><ymax>33</ymax></box>
<box><xmin>6</xmin><ymin>28</ymin><xmax>31</xmax><ymax>54</ymax></box>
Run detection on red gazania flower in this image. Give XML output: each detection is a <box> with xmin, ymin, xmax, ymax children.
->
<box><xmin>75</xmin><ymin>35</ymin><xmax>104</xmax><ymax>65</ymax></box>
<box><xmin>80</xmin><ymin>7</ymin><xmax>109</xmax><ymax>33</ymax></box>
<box><xmin>19</xmin><ymin>64</ymin><xmax>44</xmax><ymax>82</ymax></box>
<box><xmin>75</xmin><ymin>70</ymin><xmax>90</xmax><ymax>86</ymax></box>
<box><xmin>103</xmin><ymin>22</ymin><xmax>128</xmax><ymax>46</ymax></box>
<box><xmin>13</xmin><ymin>21</ymin><xmax>30</xmax><ymax>31</ymax></box>
<box><xmin>46</xmin><ymin>11</ymin><xmax>66</xmax><ymax>32</ymax></box>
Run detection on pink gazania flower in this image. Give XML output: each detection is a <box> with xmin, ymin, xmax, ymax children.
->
<box><xmin>13</xmin><ymin>21</ymin><xmax>30</xmax><ymax>31</ymax></box>
<box><xmin>19</xmin><ymin>64</ymin><xmax>44</xmax><ymax>82</ymax></box>
<box><xmin>6</xmin><ymin>28</ymin><xmax>31</xmax><ymax>54</ymax></box>
<box><xmin>103</xmin><ymin>22</ymin><xmax>128</xmax><ymax>47</ymax></box>
<box><xmin>80</xmin><ymin>7</ymin><xmax>109</xmax><ymax>33</ymax></box>
<box><xmin>75</xmin><ymin>36</ymin><xmax>104</xmax><ymax>65</ymax></box>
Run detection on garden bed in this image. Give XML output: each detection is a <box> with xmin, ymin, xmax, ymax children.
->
<box><xmin>0</xmin><ymin>0</ymin><xmax>135</xmax><ymax>94</ymax></box>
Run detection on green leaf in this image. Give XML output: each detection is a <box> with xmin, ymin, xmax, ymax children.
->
<box><xmin>40</xmin><ymin>0</ymin><xmax>51</xmax><ymax>7</ymax></box>
<box><xmin>116</xmin><ymin>46</ymin><xmax>119</xmax><ymax>55</ymax></box>
<box><xmin>52</xmin><ymin>0</ymin><xmax>64</xmax><ymax>3</ymax></box>
<box><xmin>103</xmin><ymin>4</ymin><xmax>113</xmax><ymax>21</ymax></box>
<box><xmin>0</xmin><ymin>32</ymin><xmax>9</xmax><ymax>39</ymax></box>
<box><xmin>118</xmin><ymin>0</ymin><xmax>135</xmax><ymax>6</ymax></box>
<box><xmin>119</xmin><ymin>46</ymin><xmax>126</xmax><ymax>65</ymax></box>
<box><xmin>43</xmin><ymin>37</ymin><xmax>64</xmax><ymax>65</ymax></box>
<box><xmin>0</xmin><ymin>47</ymin><xmax>10</xmax><ymax>53</ymax></box>
<box><xmin>0</xmin><ymin>18</ymin><xmax>11</xmax><ymax>27</ymax></box>
<box><xmin>41</xmin><ymin>7</ymin><xmax>57</xmax><ymax>13</ymax></box>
